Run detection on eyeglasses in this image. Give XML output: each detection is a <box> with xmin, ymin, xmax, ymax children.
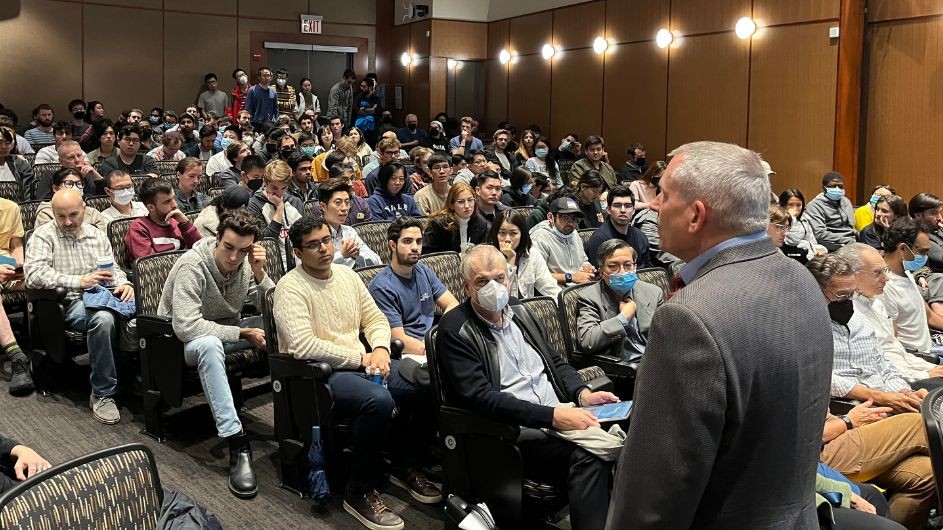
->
<box><xmin>298</xmin><ymin>236</ymin><xmax>333</xmax><ymax>250</ymax></box>
<box><xmin>770</xmin><ymin>223</ymin><xmax>790</xmax><ymax>232</ymax></box>
<box><xmin>62</xmin><ymin>180</ymin><xmax>85</xmax><ymax>189</ymax></box>
<box><xmin>610</xmin><ymin>202</ymin><xmax>635</xmax><ymax>210</ymax></box>
<box><xmin>859</xmin><ymin>266</ymin><xmax>890</xmax><ymax>280</ymax></box>
<box><xmin>605</xmin><ymin>262</ymin><xmax>637</xmax><ymax>273</ymax></box>
<box><xmin>453</xmin><ymin>198</ymin><xmax>475</xmax><ymax>207</ymax></box>
<box><xmin>825</xmin><ymin>286</ymin><xmax>860</xmax><ymax>301</ymax></box>
<box><xmin>122</xmin><ymin>137</ymin><xmax>141</xmax><ymax>144</ymax></box>
<box><xmin>382</xmin><ymin>150</ymin><xmax>399</xmax><ymax>156</ymax></box>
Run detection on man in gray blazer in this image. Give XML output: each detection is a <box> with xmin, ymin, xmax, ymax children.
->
<box><xmin>606</xmin><ymin>142</ymin><xmax>833</xmax><ymax>529</ymax></box>
<box><xmin>576</xmin><ymin>239</ymin><xmax>664</xmax><ymax>364</ymax></box>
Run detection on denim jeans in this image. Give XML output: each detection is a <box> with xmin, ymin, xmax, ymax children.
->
<box><xmin>329</xmin><ymin>359</ymin><xmax>429</xmax><ymax>495</ymax></box>
<box><xmin>65</xmin><ymin>300</ymin><xmax>119</xmax><ymax>398</ymax></box>
<box><xmin>183</xmin><ymin>336</ymin><xmax>245</xmax><ymax>438</ymax></box>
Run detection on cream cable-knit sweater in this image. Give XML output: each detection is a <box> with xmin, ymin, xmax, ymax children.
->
<box><xmin>273</xmin><ymin>263</ymin><xmax>391</xmax><ymax>368</ymax></box>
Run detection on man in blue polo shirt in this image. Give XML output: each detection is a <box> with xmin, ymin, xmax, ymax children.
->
<box><xmin>369</xmin><ymin>217</ymin><xmax>459</xmax><ymax>354</ymax></box>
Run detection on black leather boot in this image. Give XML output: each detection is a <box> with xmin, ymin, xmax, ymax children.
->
<box><xmin>226</xmin><ymin>432</ymin><xmax>257</xmax><ymax>499</ymax></box>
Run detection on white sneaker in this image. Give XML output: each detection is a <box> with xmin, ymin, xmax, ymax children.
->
<box><xmin>91</xmin><ymin>394</ymin><xmax>120</xmax><ymax>425</ymax></box>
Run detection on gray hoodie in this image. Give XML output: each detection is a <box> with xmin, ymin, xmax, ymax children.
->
<box><xmin>803</xmin><ymin>193</ymin><xmax>856</xmax><ymax>252</ymax></box>
<box><xmin>158</xmin><ymin>238</ymin><xmax>275</xmax><ymax>343</ymax></box>
<box><xmin>529</xmin><ymin>219</ymin><xmax>589</xmax><ymax>275</ymax></box>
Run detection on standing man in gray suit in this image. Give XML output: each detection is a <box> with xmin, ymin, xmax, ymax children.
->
<box><xmin>606</xmin><ymin>141</ymin><xmax>833</xmax><ymax>529</ymax></box>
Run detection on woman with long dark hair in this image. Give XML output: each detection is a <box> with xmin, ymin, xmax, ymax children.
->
<box><xmin>294</xmin><ymin>77</ymin><xmax>321</xmax><ymax>120</ymax></box>
<box><xmin>84</xmin><ymin>119</ymin><xmax>117</xmax><ymax>162</ymax></box>
<box><xmin>500</xmin><ymin>166</ymin><xmax>537</xmax><ymax>207</ymax></box>
<box><xmin>859</xmin><ymin>194</ymin><xmax>908</xmax><ymax>250</ymax></box>
<box><xmin>524</xmin><ymin>135</ymin><xmax>561</xmax><ymax>188</ymax></box>
<box><xmin>779</xmin><ymin>188</ymin><xmax>826</xmax><ymax>260</ymax></box>
<box><xmin>629</xmin><ymin>160</ymin><xmax>666</xmax><ymax>211</ymax></box>
<box><xmin>489</xmin><ymin>209</ymin><xmax>559</xmax><ymax>299</ymax></box>
<box><xmin>423</xmin><ymin>182</ymin><xmax>488</xmax><ymax>254</ymax></box>
<box><xmin>366</xmin><ymin>161</ymin><xmax>422</xmax><ymax>220</ymax></box>
<box><xmin>314</xmin><ymin>125</ymin><xmax>334</xmax><ymax>156</ymax></box>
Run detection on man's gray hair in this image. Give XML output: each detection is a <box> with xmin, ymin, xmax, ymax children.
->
<box><xmin>461</xmin><ymin>244</ymin><xmax>508</xmax><ymax>280</ymax></box>
<box><xmin>597</xmin><ymin>239</ymin><xmax>637</xmax><ymax>266</ymax></box>
<box><xmin>835</xmin><ymin>243</ymin><xmax>879</xmax><ymax>273</ymax></box>
<box><xmin>805</xmin><ymin>254</ymin><xmax>854</xmax><ymax>288</ymax></box>
<box><xmin>668</xmin><ymin>141</ymin><xmax>770</xmax><ymax>235</ymax></box>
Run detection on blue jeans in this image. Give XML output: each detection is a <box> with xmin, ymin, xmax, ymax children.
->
<box><xmin>183</xmin><ymin>336</ymin><xmax>247</xmax><ymax>438</ymax></box>
<box><xmin>65</xmin><ymin>300</ymin><xmax>119</xmax><ymax>398</ymax></box>
<box><xmin>329</xmin><ymin>359</ymin><xmax>427</xmax><ymax>495</ymax></box>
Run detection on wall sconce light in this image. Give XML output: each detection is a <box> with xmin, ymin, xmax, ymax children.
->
<box><xmin>735</xmin><ymin>17</ymin><xmax>757</xmax><ymax>39</ymax></box>
<box><xmin>592</xmin><ymin>36</ymin><xmax>609</xmax><ymax>54</ymax></box>
<box><xmin>541</xmin><ymin>44</ymin><xmax>556</xmax><ymax>60</ymax></box>
<box><xmin>447</xmin><ymin>59</ymin><xmax>457</xmax><ymax>69</ymax></box>
<box><xmin>655</xmin><ymin>28</ymin><xmax>674</xmax><ymax>49</ymax></box>
<box><xmin>499</xmin><ymin>48</ymin><xmax>512</xmax><ymax>64</ymax></box>
<box><xmin>400</xmin><ymin>52</ymin><xmax>412</xmax><ymax>66</ymax></box>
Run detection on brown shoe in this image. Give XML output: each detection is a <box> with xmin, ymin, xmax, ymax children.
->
<box><xmin>343</xmin><ymin>490</ymin><xmax>404</xmax><ymax>530</ymax></box>
<box><xmin>390</xmin><ymin>469</ymin><xmax>443</xmax><ymax>504</ymax></box>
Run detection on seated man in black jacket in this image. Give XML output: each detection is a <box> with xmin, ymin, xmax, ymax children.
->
<box><xmin>436</xmin><ymin>244</ymin><xmax>619</xmax><ymax>530</ymax></box>
<box><xmin>0</xmin><ymin>433</ymin><xmax>50</xmax><ymax>493</ymax></box>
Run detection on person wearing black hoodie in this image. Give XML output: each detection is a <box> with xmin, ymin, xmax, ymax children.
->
<box><xmin>500</xmin><ymin>166</ymin><xmax>537</xmax><ymax>208</ymax></box>
<box><xmin>367</xmin><ymin>161</ymin><xmax>422</xmax><ymax>221</ymax></box>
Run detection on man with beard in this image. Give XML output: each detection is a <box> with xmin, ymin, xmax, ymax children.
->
<box><xmin>368</xmin><ymin>217</ymin><xmax>458</xmax><ymax>355</ymax></box>
<box><xmin>25</xmin><ymin>104</ymin><xmax>55</xmax><ymax>145</ymax></box>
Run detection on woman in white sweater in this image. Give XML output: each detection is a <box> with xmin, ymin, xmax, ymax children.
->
<box><xmin>489</xmin><ymin>209</ymin><xmax>560</xmax><ymax>301</ymax></box>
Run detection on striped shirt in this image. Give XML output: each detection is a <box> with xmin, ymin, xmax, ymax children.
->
<box><xmin>24</xmin><ymin>221</ymin><xmax>128</xmax><ymax>302</ymax></box>
<box><xmin>830</xmin><ymin>309</ymin><xmax>910</xmax><ymax>397</ymax></box>
<box><xmin>24</xmin><ymin>128</ymin><xmax>55</xmax><ymax>145</ymax></box>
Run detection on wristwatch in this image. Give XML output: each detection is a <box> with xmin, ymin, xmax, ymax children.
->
<box><xmin>839</xmin><ymin>414</ymin><xmax>853</xmax><ymax>430</ymax></box>
<box><xmin>564</xmin><ymin>273</ymin><xmax>573</xmax><ymax>284</ymax></box>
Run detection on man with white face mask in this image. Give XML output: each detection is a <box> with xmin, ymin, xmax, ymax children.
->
<box><xmin>99</xmin><ymin>170</ymin><xmax>147</xmax><ymax>222</ymax></box>
<box><xmin>436</xmin><ymin>244</ymin><xmax>619</xmax><ymax>530</ymax></box>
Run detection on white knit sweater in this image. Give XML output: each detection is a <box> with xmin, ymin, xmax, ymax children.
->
<box><xmin>273</xmin><ymin>264</ymin><xmax>391</xmax><ymax>368</ymax></box>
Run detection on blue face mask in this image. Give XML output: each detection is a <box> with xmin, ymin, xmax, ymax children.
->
<box><xmin>521</xmin><ymin>183</ymin><xmax>533</xmax><ymax>194</ymax></box>
<box><xmin>608</xmin><ymin>271</ymin><xmax>638</xmax><ymax>294</ymax></box>
<box><xmin>300</xmin><ymin>146</ymin><xmax>317</xmax><ymax>156</ymax></box>
<box><xmin>824</xmin><ymin>187</ymin><xmax>845</xmax><ymax>202</ymax></box>
<box><xmin>903</xmin><ymin>245</ymin><xmax>929</xmax><ymax>272</ymax></box>
<box><xmin>869</xmin><ymin>194</ymin><xmax>880</xmax><ymax>207</ymax></box>
<box><xmin>220</xmin><ymin>137</ymin><xmax>233</xmax><ymax>149</ymax></box>
<box><xmin>535</xmin><ymin>148</ymin><xmax>549</xmax><ymax>159</ymax></box>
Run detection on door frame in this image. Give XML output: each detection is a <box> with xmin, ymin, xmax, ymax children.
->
<box><xmin>249</xmin><ymin>31</ymin><xmax>369</xmax><ymax>83</ymax></box>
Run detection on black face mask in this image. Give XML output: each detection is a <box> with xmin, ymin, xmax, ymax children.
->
<box><xmin>73</xmin><ymin>110</ymin><xmax>85</xmax><ymax>120</ymax></box>
<box><xmin>636</xmin><ymin>156</ymin><xmax>647</xmax><ymax>168</ymax></box>
<box><xmin>265</xmin><ymin>143</ymin><xmax>277</xmax><ymax>154</ymax></box>
<box><xmin>651</xmin><ymin>176</ymin><xmax>661</xmax><ymax>186</ymax></box>
<box><xmin>382</xmin><ymin>116</ymin><xmax>393</xmax><ymax>124</ymax></box>
<box><xmin>247</xmin><ymin>179</ymin><xmax>263</xmax><ymax>192</ymax></box>
<box><xmin>828</xmin><ymin>299</ymin><xmax>854</xmax><ymax>326</ymax></box>
<box><xmin>407</xmin><ymin>123</ymin><xmax>417</xmax><ymax>131</ymax></box>
<box><xmin>280</xmin><ymin>147</ymin><xmax>294</xmax><ymax>158</ymax></box>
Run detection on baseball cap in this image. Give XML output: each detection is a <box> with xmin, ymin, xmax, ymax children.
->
<box><xmin>550</xmin><ymin>197</ymin><xmax>581</xmax><ymax>215</ymax></box>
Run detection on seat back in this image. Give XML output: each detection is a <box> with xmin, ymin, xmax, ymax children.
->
<box><xmin>19</xmin><ymin>200</ymin><xmax>43</xmax><ymax>232</ymax></box>
<box><xmin>921</xmin><ymin>386</ymin><xmax>943</xmax><ymax>514</ymax></box>
<box><xmin>208</xmin><ymin>186</ymin><xmax>224</xmax><ymax>199</ymax></box>
<box><xmin>262</xmin><ymin>287</ymin><xmax>280</xmax><ymax>357</ymax></box>
<box><xmin>637</xmin><ymin>267</ymin><xmax>669</xmax><ymax>298</ymax></box>
<box><xmin>577</xmin><ymin>228</ymin><xmax>594</xmax><ymax>251</ymax></box>
<box><xmin>106</xmin><ymin>217</ymin><xmax>137</xmax><ymax>272</ymax></box>
<box><xmin>0</xmin><ymin>443</ymin><xmax>163</xmax><ymax>530</ymax></box>
<box><xmin>426</xmin><ymin>327</ymin><xmax>447</xmax><ymax>408</ymax></box>
<box><xmin>356</xmin><ymin>263</ymin><xmax>387</xmax><ymax>289</ymax></box>
<box><xmin>130</xmin><ymin>175</ymin><xmax>151</xmax><ymax>195</ymax></box>
<box><xmin>418</xmin><ymin>251</ymin><xmax>467</xmax><ymax>305</ymax></box>
<box><xmin>520</xmin><ymin>296</ymin><xmax>569</xmax><ymax>362</ymax></box>
<box><xmin>558</xmin><ymin>159</ymin><xmax>575</xmax><ymax>177</ymax></box>
<box><xmin>258</xmin><ymin>237</ymin><xmax>286</xmax><ymax>283</ymax></box>
<box><xmin>84</xmin><ymin>195</ymin><xmax>112</xmax><ymax>213</ymax></box>
<box><xmin>557</xmin><ymin>282</ymin><xmax>597</xmax><ymax>357</ymax></box>
<box><xmin>354</xmin><ymin>220</ymin><xmax>392</xmax><ymax>264</ymax></box>
<box><xmin>31</xmin><ymin>163</ymin><xmax>61</xmax><ymax>200</ymax></box>
<box><xmin>133</xmin><ymin>251</ymin><xmax>186</xmax><ymax>315</ymax></box>
<box><xmin>185</xmin><ymin>210</ymin><xmax>200</xmax><ymax>224</ymax></box>
<box><xmin>152</xmin><ymin>160</ymin><xmax>179</xmax><ymax>175</ymax></box>
<box><xmin>0</xmin><ymin>181</ymin><xmax>22</xmax><ymax>202</ymax></box>
<box><xmin>510</xmin><ymin>205</ymin><xmax>534</xmax><ymax>219</ymax></box>
<box><xmin>303</xmin><ymin>199</ymin><xmax>320</xmax><ymax>219</ymax></box>
<box><xmin>22</xmin><ymin>153</ymin><xmax>36</xmax><ymax>166</ymax></box>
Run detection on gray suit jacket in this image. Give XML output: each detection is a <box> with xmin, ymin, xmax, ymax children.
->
<box><xmin>606</xmin><ymin>238</ymin><xmax>833</xmax><ymax>529</ymax></box>
<box><xmin>575</xmin><ymin>279</ymin><xmax>664</xmax><ymax>359</ymax></box>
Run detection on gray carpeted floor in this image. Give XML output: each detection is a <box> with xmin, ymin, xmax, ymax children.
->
<box><xmin>0</xmin><ymin>360</ymin><xmax>447</xmax><ymax>530</ymax></box>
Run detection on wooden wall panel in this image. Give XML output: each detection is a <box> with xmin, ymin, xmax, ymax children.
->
<box><xmin>237</xmin><ymin>17</ymin><xmax>298</xmax><ymax>80</ymax></box>
<box><xmin>602</xmin><ymin>42</ymin><xmax>669</xmax><ymax>167</ymax></box>
<box><xmin>605</xmin><ymin>0</ymin><xmax>669</xmax><ymax>44</ymax></box>
<box><xmin>863</xmin><ymin>17</ymin><xmax>943</xmax><ymax>203</ymax></box>
<box><xmin>238</xmin><ymin>0</ymin><xmax>306</xmax><ymax>20</ymax></box>
<box><xmin>487</xmin><ymin>19</ymin><xmax>510</xmax><ymax>58</ymax></box>
<box><xmin>164</xmin><ymin>13</ymin><xmax>238</xmax><ymax>116</ymax></box>
<box><xmin>484</xmin><ymin>61</ymin><xmax>508</xmax><ymax>133</ymax></box>
<box><xmin>389</xmin><ymin>23</ymin><xmax>411</xmax><ymax>123</ymax></box>
<box><xmin>509</xmin><ymin>12</ymin><xmax>553</xmax><ymax>56</ymax></box>
<box><xmin>84</xmin><ymin>4</ymin><xmax>163</xmax><ymax>115</ymax></box>
<box><xmin>752</xmin><ymin>0</ymin><xmax>840</xmax><ymax>26</ymax></box>
<box><xmin>0</xmin><ymin>0</ymin><xmax>82</xmax><ymax>121</ymax></box>
<box><xmin>666</xmin><ymin>33</ymin><xmax>749</xmax><ymax>151</ymax></box>
<box><xmin>749</xmin><ymin>22</ymin><xmax>839</xmax><ymax>199</ymax></box>
<box><xmin>432</xmin><ymin>20</ymin><xmax>487</xmax><ymax>60</ymax></box>
<box><xmin>868</xmin><ymin>0</ymin><xmax>943</xmax><ymax>22</ymax></box>
<box><xmin>669</xmin><ymin>0</ymin><xmax>751</xmax><ymax>36</ymax></box>
<box><xmin>164</xmin><ymin>0</ymin><xmax>236</xmax><ymax>15</ymax></box>
<box><xmin>550</xmin><ymin>48</ymin><xmax>603</xmax><ymax>146</ymax></box>
<box><xmin>312</xmin><ymin>0</ymin><xmax>377</xmax><ymax>25</ymax></box>
<box><xmin>411</xmin><ymin>19</ymin><xmax>432</xmax><ymax>57</ymax></box>
<box><xmin>552</xmin><ymin>3</ymin><xmax>606</xmax><ymax>51</ymax></box>
<box><xmin>507</xmin><ymin>55</ymin><xmax>551</xmax><ymax>133</ymax></box>
<box><xmin>90</xmin><ymin>0</ymin><xmax>161</xmax><ymax>8</ymax></box>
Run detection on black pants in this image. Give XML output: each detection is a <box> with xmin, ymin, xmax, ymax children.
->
<box><xmin>911</xmin><ymin>377</ymin><xmax>943</xmax><ymax>391</ymax></box>
<box><xmin>826</xmin><ymin>483</ymin><xmax>906</xmax><ymax>530</ymax></box>
<box><xmin>517</xmin><ymin>427</ymin><xmax>613</xmax><ymax>530</ymax></box>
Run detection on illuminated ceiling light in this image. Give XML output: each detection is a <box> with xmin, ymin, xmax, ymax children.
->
<box><xmin>592</xmin><ymin>36</ymin><xmax>609</xmax><ymax>54</ymax></box>
<box><xmin>411</xmin><ymin>54</ymin><xmax>421</xmax><ymax>66</ymax></box>
<box><xmin>735</xmin><ymin>17</ymin><xmax>757</xmax><ymax>39</ymax></box>
<box><xmin>655</xmin><ymin>28</ymin><xmax>674</xmax><ymax>49</ymax></box>
<box><xmin>447</xmin><ymin>59</ymin><xmax>457</xmax><ymax>69</ymax></box>
<box><xmin>499</xmin><ymin>48</ymin><xmax>511</xmax><ymax>64</ymax></box>
<box><xmin>541</xmin><ymin>43</ymin><xmax>556</xmax><ymax>60</ymax></box>
<box><xmin>400</xmin><ymin>52</ymin><xmax>412</xmax><ymax>66</ymax></box>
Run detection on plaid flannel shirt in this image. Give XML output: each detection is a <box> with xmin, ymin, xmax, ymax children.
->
<box><xmin>830</xmin><ymin>309</ymin><xmax>910</xmax><ymax>397</ymax></box>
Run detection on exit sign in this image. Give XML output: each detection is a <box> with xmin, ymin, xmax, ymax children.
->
<box><xmin>301</xmin><ymin>15</ymin><xmax>322</xmax><ymax>34</ymax></box>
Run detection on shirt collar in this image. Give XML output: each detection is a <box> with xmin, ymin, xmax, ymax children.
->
<box><xmin>680</xmin><ymin>230</ymin><xmax>768</xmax><ymax>285</ymax></box>
<box><xmin>472</xmin><ymin>302</ymin><xmax>513</xmax><ymax>331</ymax></box>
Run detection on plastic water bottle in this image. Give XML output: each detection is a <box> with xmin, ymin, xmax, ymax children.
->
<box><xmin>370</xmin><ymin>367</ymin><xmax>388</xmax><ymax>388</ymax></box>
<box><xmin>96</xmin><ymin>255</ymin><xmax>115</xmax><ymax>288</ymax></box>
